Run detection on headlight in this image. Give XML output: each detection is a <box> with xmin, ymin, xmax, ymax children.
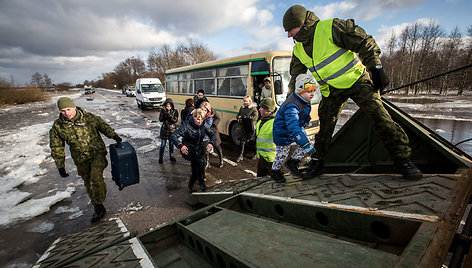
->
<box><xmin>143</xmin><ymin>97</ymin><xmax>148</xmax><ymax>101</ymax></box>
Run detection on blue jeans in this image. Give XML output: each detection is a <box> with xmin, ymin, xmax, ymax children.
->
<box><xmin>159</xmin><ymin>139</ymin><xmax>174</xmax><ymax>159</ymax></box>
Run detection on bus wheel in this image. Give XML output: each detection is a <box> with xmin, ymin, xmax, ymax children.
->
<box><xmin>230</xmin><ymin>122</ymin><xmax>241</xmax><ymax>146</ymax></box>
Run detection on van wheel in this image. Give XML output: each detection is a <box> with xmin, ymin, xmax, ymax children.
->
<box><xmin>230</xmin><ymin>122</ymin><xmax>241</xmax><ymax>146</ymax></box>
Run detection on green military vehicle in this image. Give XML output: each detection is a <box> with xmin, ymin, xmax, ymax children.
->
<box><xmin>34</xmin><ymin>98</ymin><xmax>472</xmax><ymax>268</ymax></box>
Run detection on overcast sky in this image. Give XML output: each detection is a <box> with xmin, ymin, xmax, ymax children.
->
<box><xmin>0</xmin><ymin>0</ymin><xmax>470</xmax><ymax>85</ymax></box>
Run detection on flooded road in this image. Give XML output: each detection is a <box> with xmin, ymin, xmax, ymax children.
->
<box><xmin>0</xmin><ymin>89</ymin><xmax>471</xmax><ymax>267</ymax></box>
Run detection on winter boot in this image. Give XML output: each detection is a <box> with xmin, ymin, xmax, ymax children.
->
<box><xmin>270</xmin><ymin>169</ymin><xmax>286</xmax><ymax>183</ymax></box>
<box><xmin>236</xmin><ymin>142</ymin><xmax>245</xmax><ymax>162</ymax></box>
<box><xmin>188</xmin><ymin>164</ymin><xmax>197</xmax><ymax>193</ymax></box>
<box><xmin>198</xmin><ymin>171</ymin><xmax>207</xmax><ymax>191</ymax></box>
<box><xmin>170</xmin><ymin>154</ymin><xmax>176</xmax><ymax>163</ymax></box>
<box><xmin>188</xmin><ymin>176</ymin><xmax>197</xmax><ymax>193</ymax></box>
<box><xmin>285</xmin><ymin>158</ymin><xmax>301</xmax><ymax>177</ymax></box>
<box><xmin>158</xmin><ymin>157</ymin><xmax>163</xmax><ymax>164</ymax></box>
<box><xmin>301</xmin><ymin>159</ymin><xmax>324</xmax><ymax>180</ymax></box>
<box><xmin>394</xmin><ymin>159</ymin><xmax>423</xmax><ymax>180</ymax></box>
<box><xmin>91</xmin><ymin>204</ymin><xmax>106</xmax><ymax>223</ymax></box>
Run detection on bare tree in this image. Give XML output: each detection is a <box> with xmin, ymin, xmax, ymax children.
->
<box><xmin>31</xmin><ymin>72</ymin><xmax>43</xmax><ymax>88</ymax></box>
<box><xmin>147</xmin><ymin>40</ymin><xmax>216</xmax><ymax>83</ymax></box>
<box><xmin>113</xmin><ymin>57</ymin><xmax>146</xmax><ymax>89</ymax></box>
<box><xmin>43</xmin><ymin>73</ymin><xmax>53</xmax><ymax>90</ymax></box>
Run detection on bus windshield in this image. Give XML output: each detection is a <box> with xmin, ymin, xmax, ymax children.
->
<box><xmin>272</xmin><ymin>56</ymin><xmax>291</xmax><ymax>105</ymax></box>
<box><xmin>273</xmin><ymin>56</ymin><xmax>321</xmax><ymax>105</ymax></box>
<box><xmin>141</xmin><ymin>83</ymin><xmax>164</xmax><ymax>93</ymax></box>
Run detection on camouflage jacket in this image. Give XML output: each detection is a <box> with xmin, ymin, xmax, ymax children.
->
<box><xmin>49</xmin><ymin>107</ymin><xmax>117</xmax><ymax>168</ymax></box>
<box><xmin>288</xmin><ymin>11</ymin><xmax>382</xmax><ymax>93</ymax></box>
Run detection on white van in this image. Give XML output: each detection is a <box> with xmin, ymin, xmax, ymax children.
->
<box><xmin>135</xmin><ymin>78</ymin><xmax>166</xmax><ymax>109</ymax></box>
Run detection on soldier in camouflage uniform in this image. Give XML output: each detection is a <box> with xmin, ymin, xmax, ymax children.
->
<box><xmin>49</xmin><ymin>97</ymin><xmax>122</xmax><ymax>223</ymax></box>
<box><xmin>282</xmin><ymin>5</ymin><xmax>422</xmax><ymax>180</ymax></box>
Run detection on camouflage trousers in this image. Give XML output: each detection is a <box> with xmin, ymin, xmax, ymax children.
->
<box><xmin>76</xmin><ymin>153</ymin><xmax>108</xmax><ymax>205</ymax></box>
<box><xmin>314</xmin><ymin>73</ymin><xmax>411</xmax><ymax>161</ymax></box>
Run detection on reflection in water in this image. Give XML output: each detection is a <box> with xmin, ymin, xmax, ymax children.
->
<box><xmin>332</xmin><ymin>95</ymin><xmax>472</xmax><ymax>157</ymax></box>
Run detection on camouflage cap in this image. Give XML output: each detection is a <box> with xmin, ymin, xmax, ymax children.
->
<box><xmin>57</xmin><ymin>97</ymin><xmax>76</xmax><ymax>110</ymax></box>
<box><xmin>283</xmin><ymin>5</ymin><xmax>307</xmax><ymax>31</ymax></box>
<box><xmin>259</xmin><ymin>97</ymin><xmax>276</xmax><ymax>112</ymax></box>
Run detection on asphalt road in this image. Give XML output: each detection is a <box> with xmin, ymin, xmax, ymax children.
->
<box><xmin>0</xmin><ymin>89</ymin><xmax>259</xmax><ymax>267</ymax></box>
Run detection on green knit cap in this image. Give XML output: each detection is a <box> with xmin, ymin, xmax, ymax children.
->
<box><xmin>283</xmin><ymin>5</ymin><xmax>307</xmax><ymax>31</ymax></box>
<box><xmin>57</xmin><ymin>97</ymin><xmax>76</xmax><ymax>110</ymax></box>
<box><xmin>260</xmin><ymin>97</ymin><xmax>276</xmax><ymax>112</ymax></box>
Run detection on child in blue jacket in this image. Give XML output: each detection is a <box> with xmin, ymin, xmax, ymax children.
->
<box><xmin>271</xmin><ymin>74</ymin><xmax>317</xmax><ymax>183</ymax></box>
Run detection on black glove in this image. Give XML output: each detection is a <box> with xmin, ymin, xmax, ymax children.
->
<box><xmin>113</xmin><ymin>135</ymin><xmax>122</xmax><ymax>144</ymax></box>
<box><xmin>370</xmin><ymin>66</ymin><xmax>390</xmax><ymax>92</ymax></box>
<box><xmin>58</xmin><ymin>168</ymin><xmax>69</xmax><ymax>178</ymax></box>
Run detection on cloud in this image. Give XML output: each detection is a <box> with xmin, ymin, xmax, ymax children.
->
<box><xmin>311</xmin><ymin>0</ymin><xmax>425</xmax><ymax>21</ymax></box>
<box><xmin>0</xmin><ymin>0</ymin><xmax>266</xmax><ymax>84</ymax></box>
<box><xmin>375</xmin><ymin>18</ymin><xmax>440</xmax><ymax>48</ymax></box>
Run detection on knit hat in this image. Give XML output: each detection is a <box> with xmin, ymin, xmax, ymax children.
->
<box><xmin>283</xmin><ymin>5</ymin><xmax>307</xmax><ymax>31</ymax></box>
<box><xmin>295</xmin><ymin>74</ymin><xmax>317</xmax><ymax>95</ymax></box>
<box><xmin>259</xmin><ymin>97</ymin><xmax>276</xmax><ymax>112</ymax></box>
<box><xmin>57</xmin><ymin>97</ymin><xmax>76</xmax><ymax>110</ymax></box>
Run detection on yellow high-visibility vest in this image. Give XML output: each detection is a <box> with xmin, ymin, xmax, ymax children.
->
<box><xmin>256</xmin><ymin>118</ymin><xmax>276</xmax><ymax>162</ymax></box>
<box><xmin>293</xmin><ymin>19</ymin><xmax>365</xmax><ymax>97</ymax></box>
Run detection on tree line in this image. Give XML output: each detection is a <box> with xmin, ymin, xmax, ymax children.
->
<box><xmin>381</xmin><ymin>22</ymin><xmax>472</xmax><ymax>95</ymax></box>
<box><xmin>92</xmin><ymin>39</ymin><xmax>216</xmax><ymax>90</ymax></box>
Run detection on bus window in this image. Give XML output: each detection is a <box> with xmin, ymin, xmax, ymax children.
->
<box><xmin>230</xmin><ymin>77</ymin><xmax>247</xmax><ymax>96</ymax></box>
<box><xmin>217</xmin><ymin>78</ymin><xmax>230</xmax><ymax>96</ymax></box>
<box><xmin>195</xmin><ymin>79</ymin><xmax>215</xmax><ymax>95</ymax></box>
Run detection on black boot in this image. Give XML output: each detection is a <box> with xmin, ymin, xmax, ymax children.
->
<box><xmin>236</xmin><ymin>141</ymin><xmax>245</xmax><ymax>162</ymax></box>
<box><xmin>188</xmin><ymin>163</ymin><xmax>197</xmax><ymax>192</ymax></box>
<box><xmin>170</xmin><ymin>154</ymin><xmax>176</xmax><ymax>162</ymax></box>
<box><xmin>270</xmin><ymin>169</ymin><xmax>286</xmax><ymax>183</ymax></box>
<box><xmin>285</xmin><ymin>158</ymin><xmax>301</xmax><ymax>177</ymax></box>
<box><xmin>198</xmin><ymin>170</ymin><xmax>207</xmax><ymax>191</ymax></box>
<box><xmin>394</xmin><ymin>159</ymin><xmax>423</xmax><ymax>180</ymax></box>
<box><xmin>91</xmin><ymin>204</ymin><xmax>106</xmax><ymax>223</ymax></box>
<box><xmin>301</xmin><ymin>159</ymin><xmax>324</xmax><ymax>180</ymax></box>
<box><xmin>158</xmin><ymin>157</ymin><xmax>163</xmax><ymax>164</ymax></box>
<box><xmin>188</xmin><ymin>176</ymin><xmax>197</xmax><ymax>193</ymax></box>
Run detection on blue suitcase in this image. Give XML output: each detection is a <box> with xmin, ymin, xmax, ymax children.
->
<box><xmin>109</xmin><ymin>142</ymin><xmax>139</xmax><ymax>190</ymax></box>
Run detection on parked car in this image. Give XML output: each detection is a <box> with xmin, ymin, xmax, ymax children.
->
<box><xmin>84</xmin><ymin>85</ymin><xmax>95</xmax><ymax>95</ymax></box>
<box><xmin>126</xmin><ymin>87</ymin><xmax>137</xmax><ymax>97</ymax></box>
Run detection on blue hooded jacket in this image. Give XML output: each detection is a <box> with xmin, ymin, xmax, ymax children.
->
<box><xmin>273</xmin><ymin>93</ymin><xmax>311</xmax><ymax>146</ymax></box>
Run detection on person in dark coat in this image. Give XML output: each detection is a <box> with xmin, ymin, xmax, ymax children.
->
<box><xmin>171</xmin><ymin>108</ymin><xmax>215</xmax><ymax>192</ymax></box>
<box><xmin>193</xmin><ymin>89</ymin><xmax>208</xmax><ymax>107</ymax></box>
<box><xmin>236</xmin><ymin>95</ymin><xmax>258</xmax><ymax>162</ymax></box>
<box><xmin>181</xmin><ymin>98</ymin><xmax>194</xmax><ymax>125</ymax></box>
<box><xmin>159</xmin><ymin>98</ymin><xmax>178</xmax><ymax>163</ymax></box>
<box><xmin>200</xmin><ymin>101</ymin><xmax>224</xmax><ymax>168</ymax></box>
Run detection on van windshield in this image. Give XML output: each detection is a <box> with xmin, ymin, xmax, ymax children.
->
<box><xmin>141</xmin><ymin>84</ymin><xmax>164</xmax><ymax>93</ymax></box>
